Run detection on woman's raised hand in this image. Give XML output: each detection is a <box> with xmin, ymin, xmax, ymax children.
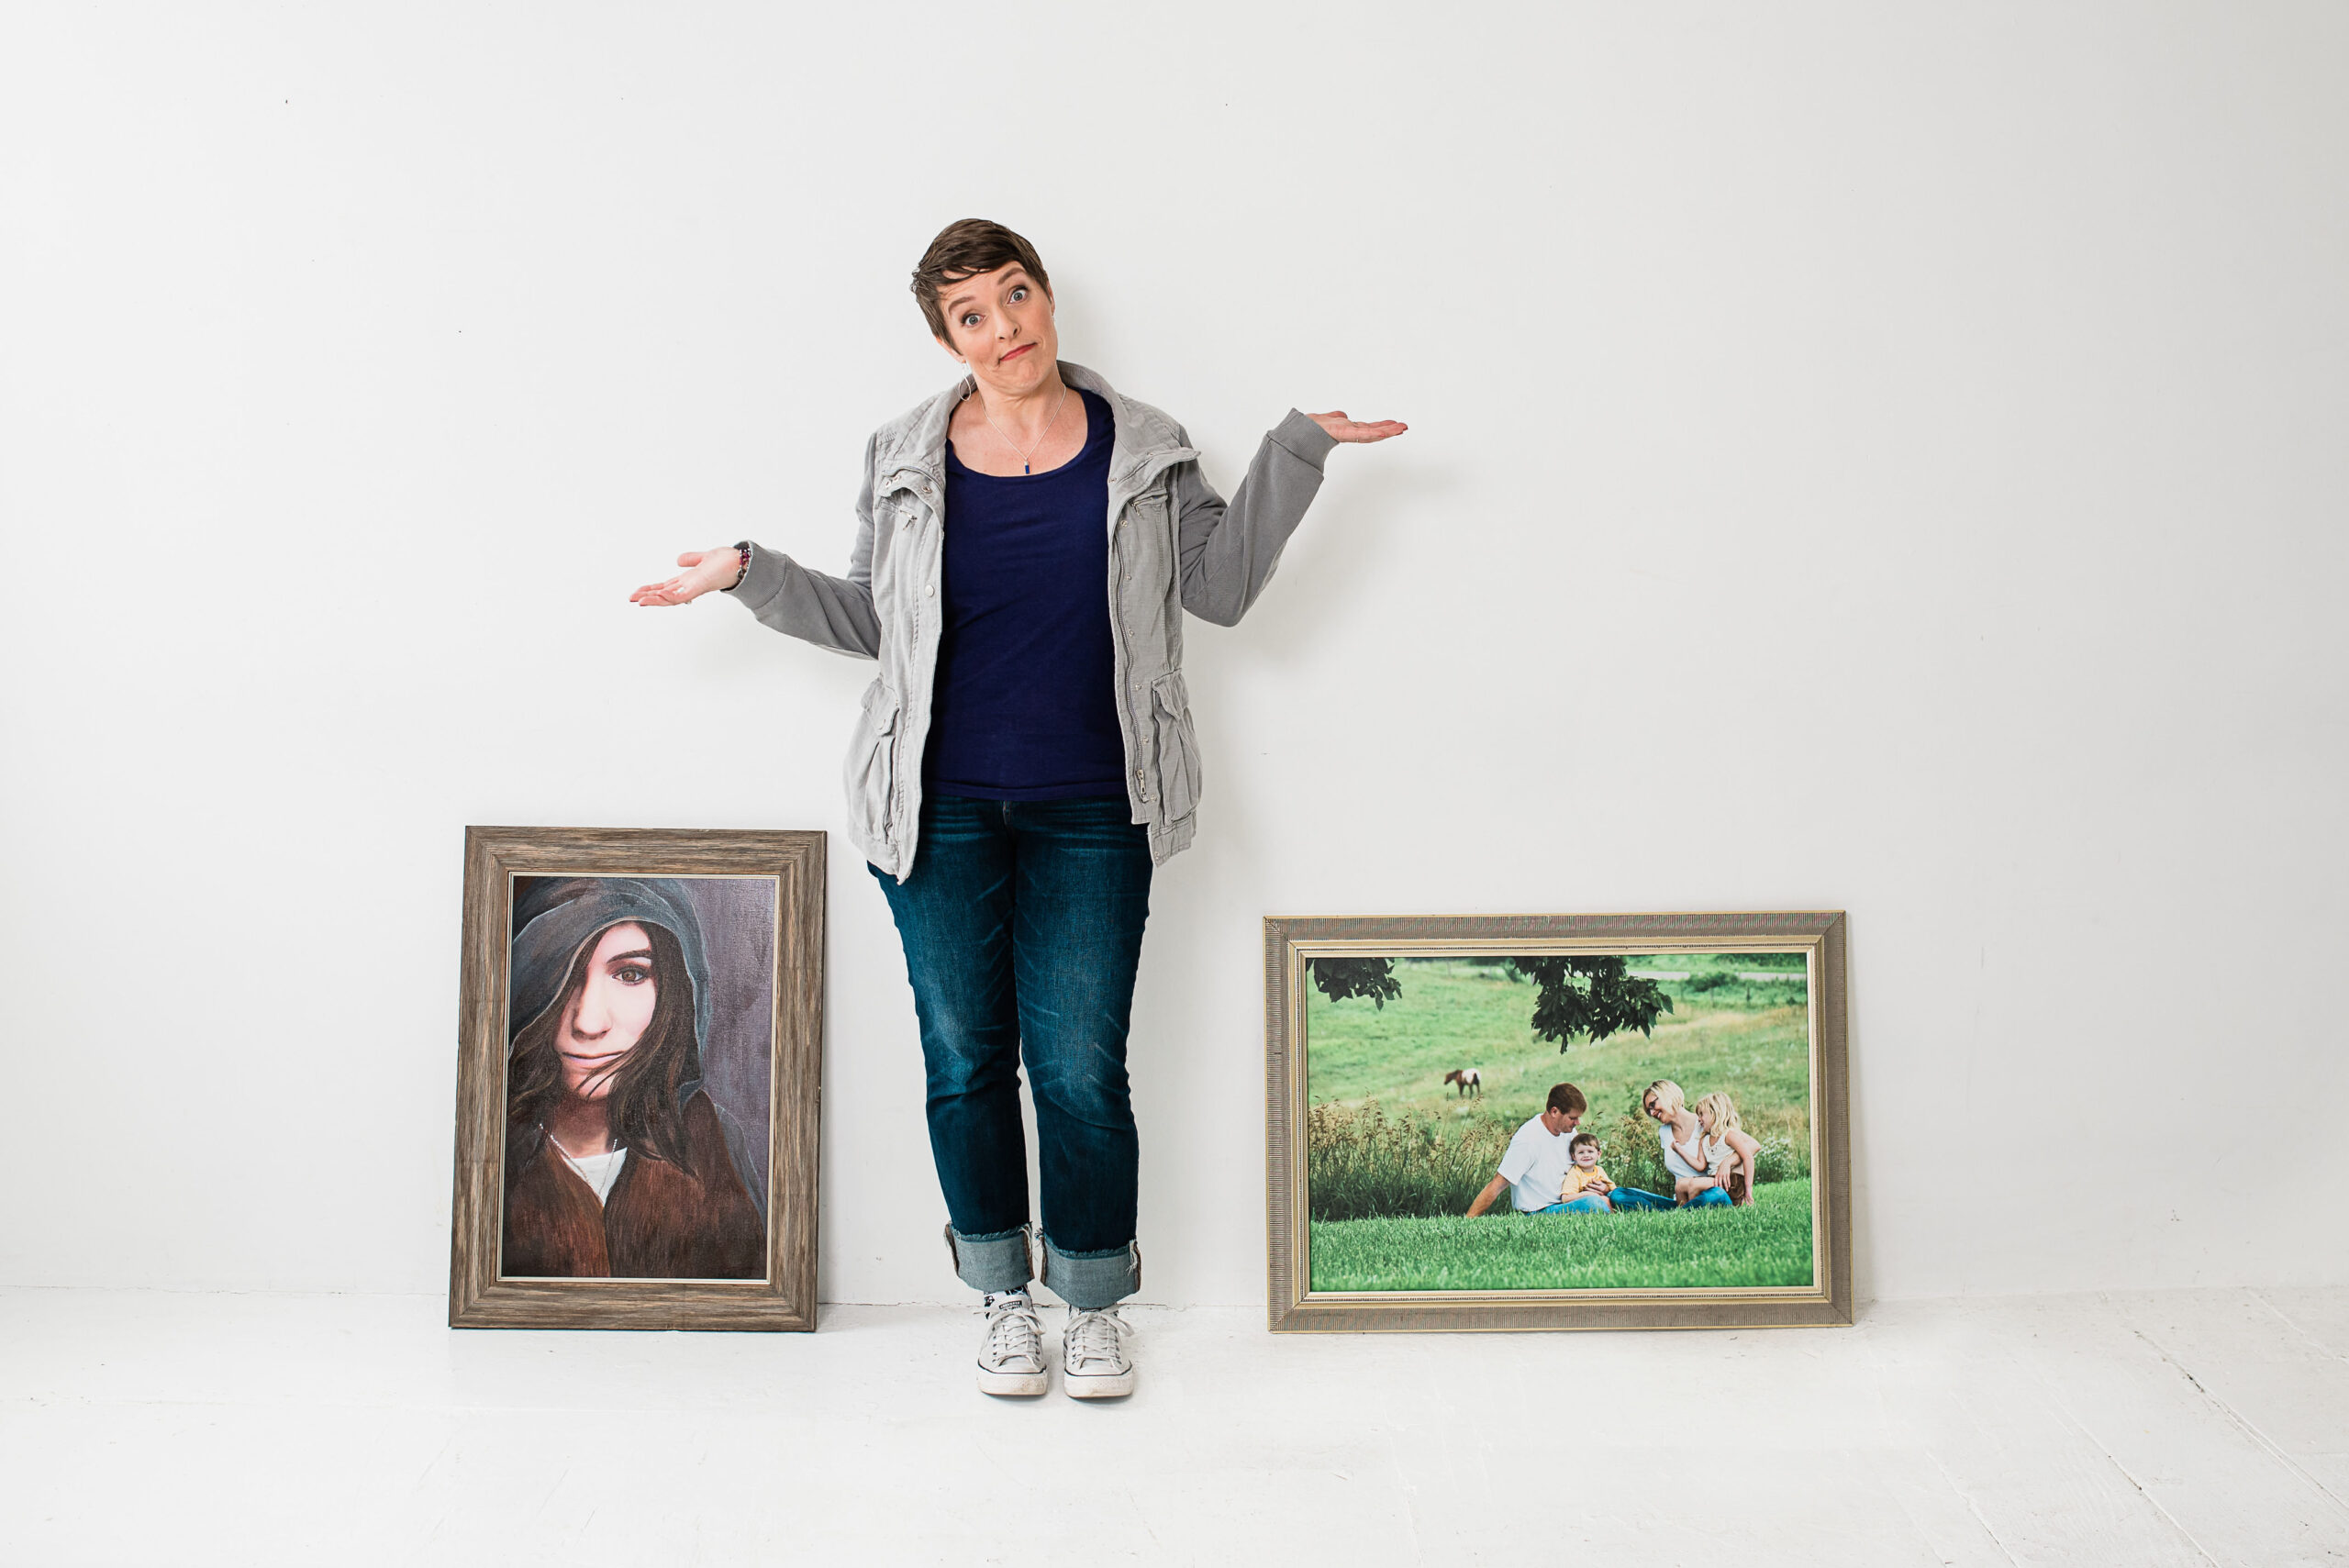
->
<box><xmin>1306</xmin><ymin>410</ymin><xmax>1408</xmax><ymax>444</ymax></box>
<box><xmin>629</xmin><ymin>548</ymin><xmax>743</xmax><ymax>607</ymax></box>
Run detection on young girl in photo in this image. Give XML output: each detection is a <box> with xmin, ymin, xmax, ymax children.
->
<box><xmin>1693</xmin><ymin>1091</ymin><xmax>1763</xmax><ymax>1207</ymax></box>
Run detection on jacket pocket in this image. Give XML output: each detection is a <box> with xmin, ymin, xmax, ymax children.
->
<box><xmin>844</xmin><ymin>678</ymin><xmax>901</xmax><ymax>845</ymax></box>
<box><xmin>1148</xmin><ymin>670</ymin><xmax>1202</xmax><ymax>824</ymax></box>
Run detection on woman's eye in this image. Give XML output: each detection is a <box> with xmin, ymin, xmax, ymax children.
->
<box><xmin>615</xmin><ymin>965</ymin><xmax>651</xmax><ymax>984</ymax></box>
<box><xmin>961</xmin><ymin>313</ymin><xmax>981</xmax><ymax>328</ymax></box>
<box><xmin>1009</xmin><ymin>286</ymin><xmax>1027</xmax><ymax>302</ymax></box>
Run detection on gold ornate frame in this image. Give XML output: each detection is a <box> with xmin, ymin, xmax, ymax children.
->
<box><xmin>449</xmin><ymin>826</ymin><xmax>825</xmax><ymax>1330</ymax></box>
<box><xmin>1265</xmin><ymin>911</ymin><xmax>1851</xmax><ymax>1332</ymax></box>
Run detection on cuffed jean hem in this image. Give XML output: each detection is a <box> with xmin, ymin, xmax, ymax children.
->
<box><xmin>943</xmin><ymin>1223</ymin><xmax>1035</xmax><ymax>1296</ymax></box>
<box><xmin>1040</xmin><ymin>1237</ymin><xmax>1141</xmax><ymax>1311</ymax></box>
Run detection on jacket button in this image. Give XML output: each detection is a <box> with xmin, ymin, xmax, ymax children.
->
<box><xmin>926</xmin><ymin>581</ymin><xmax>935</xmax><ymax>596</ymax></box>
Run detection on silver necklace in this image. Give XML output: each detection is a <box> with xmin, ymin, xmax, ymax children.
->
<box><xmin>977</xmin><ymin>379</ymin><xmax>1071</xmax><ymax>475</ymax></box>
<box><xmin>544</xmin><ymin>1126</ymin><xmax>620</xmax><ymax>1194</ymax></box>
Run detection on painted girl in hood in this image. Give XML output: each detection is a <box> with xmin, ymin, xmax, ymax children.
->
<box><xmin>500</xmin><ymin>877</ymin><xmax>765</xmax><ymax>1279</ymax></box>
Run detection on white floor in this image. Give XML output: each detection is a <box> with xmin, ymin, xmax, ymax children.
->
<box><xmin>3</xmin><ymin>1286</ymin><xmax>2344</xmax><ymax>1567</ymax></box>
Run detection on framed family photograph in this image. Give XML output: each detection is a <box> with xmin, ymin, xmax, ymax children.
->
<box><xmin>1265</xmin><ymin>912</ymin><xmax>1851</xmax><ymax>1332</ymax></box>
<box><xmin>449</xmin><ymin>827</ymin><xmax>824</xmax><ymax>1330</ymax></box>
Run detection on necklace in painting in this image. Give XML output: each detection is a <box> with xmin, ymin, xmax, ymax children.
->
<box><xmin>544</xmin><ymin>1127</ymin><xmax>618</xmax><ymax>1194</ymax></box>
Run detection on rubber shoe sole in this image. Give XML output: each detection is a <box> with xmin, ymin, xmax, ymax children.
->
<box><xmin>976</xmin><ymin>1362</ymin><xmax>1048</xmax><ymax>1397</ymax></box>
<box><xmin>1062</xmin><ymin>1362</ymin><xmax>1134</xmax><ymax>1399</ymax></box>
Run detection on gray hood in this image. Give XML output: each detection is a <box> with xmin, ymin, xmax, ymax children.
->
<box><xmin>508</xmin><ymin>876</ymin><xmax>713</xmax><ymax>1056</ymax></box>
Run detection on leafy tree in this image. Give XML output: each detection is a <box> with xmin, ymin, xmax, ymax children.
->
<box><xmin>1307</xmin><ymin>956</ymin><xmax>1401</xmax><ymax>1008</ymax></box>
<box><xmin>1308</xmin><ymin>953</ymin><xmax>1670</xmax><ymax>1047</ymax></box>
<box><xmin>1508</xmin><ymin>956</ymin><xmax>1673</xmax><ymax>1051</ymax></box>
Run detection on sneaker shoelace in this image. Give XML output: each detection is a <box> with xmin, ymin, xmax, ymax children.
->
<box><xmin>981</xmin><ymin>1293</ymin><xmax>1043</xmax><ymax>1369</ymax></box>
<box><xmin>1063</xmin><ymin>1307</ymin><xmax>1131</xmax><ymax>1373</ymax></box>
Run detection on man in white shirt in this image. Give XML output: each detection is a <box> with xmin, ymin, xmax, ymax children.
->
<box><xmin>1465</xmin><ymin>1084</ymin><xmax>1593</xmax><ymax>1216</ymax></box>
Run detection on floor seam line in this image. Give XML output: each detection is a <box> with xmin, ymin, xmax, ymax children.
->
<box><xmin>1923</xmin><ymin>1449</ymin><xmax>2024</xmax><ymax>1568</ymax></box>
<box><xmin>2052</xmin><ymin>1400</ymin><xmax>2223</xmax><ymax>1566</ymax></box>
<box><xmin>2249</xmin><ymin>1287</ymin><xmax>2349</xmax><ymax>1367</ymax></box>
<box><xmin>2130</xmin><ymin>1325</ymin><xmax>2349</xmax><ymax>1521</ymax></box>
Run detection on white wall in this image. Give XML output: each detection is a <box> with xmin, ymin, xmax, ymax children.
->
<box><xmin>4</xmin><ymin>3</ymin><xmax>2343</xmax><ymax>1304</ymax></box>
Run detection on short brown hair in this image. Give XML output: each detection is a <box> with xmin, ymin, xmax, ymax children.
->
<box><xmin>1545</xmin><ymin>1083</ymin><xmax>1587</xmax><ymax>1117</ymax></box>
<box><xmin>910</xmin><ymin>219</ymin><xmax>1051</xmax><ymax>341</ymax></box>
<box><xmin>1568</xmin><ymin>1131</ymin><xmax>1599</xmax><ymax>1152</ymax></box>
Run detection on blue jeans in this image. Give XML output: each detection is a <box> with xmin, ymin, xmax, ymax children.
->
<box><xmin>1527</xmin><ymin>1194</ymin><xmax>1614</xmax><ymax>1215</ymax></box>
<box><xmin>1605</xmin><ymin>1185</ymin><xmax>1730</xmax><ymax>1210</ymax></box>
<box><xmin>872</xmin><ymin>795</ymin><xmax>1151</xmax><ymax>1310</ymax></box>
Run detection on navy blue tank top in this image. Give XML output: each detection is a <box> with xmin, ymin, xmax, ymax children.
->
<box><xmin>923</xmin><ymin>388</ymin><xmax>1127</xmax><ymax>801</ymax></box>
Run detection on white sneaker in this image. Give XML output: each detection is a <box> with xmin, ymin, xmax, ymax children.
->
<box><xmin>974</xmin><ymin>1291</ymin><xmax>1048</xmax><ymax>1396</ymax></box>
<box><xmin>1060</xmin><ymin>1307</ymin><xmax>1135</xmax><ymax>1399</ymax></box>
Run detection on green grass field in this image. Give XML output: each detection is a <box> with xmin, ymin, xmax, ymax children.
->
<box><xmin>1310</xmin><ymin>1179</ymin><xmax>1816</xmax><ymax>1292</ymax></box>
<box><xmin>1302</xmin><ymin>956</ymin><xmax>1815</xmax><ymax>1289</ymax></box>
<box><xmin>1307</xmin><ymin>956</ymin><xmax>1809</xmax><ymax>1141</ymax></box>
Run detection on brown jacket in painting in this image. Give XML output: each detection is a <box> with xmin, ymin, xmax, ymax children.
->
<box><xmin>501</xmin><ymin>1091</ymin><xmax>764</xmax><ymax>1280</ymax></box>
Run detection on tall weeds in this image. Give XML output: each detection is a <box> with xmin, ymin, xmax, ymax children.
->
<box><xmin>1305</xmin><ymin>1103</ymin><xmax>1511</xmax><ymax>1221</ymax></box>
<box><xmin>1306</xmin><ymin>1091</ymin><xmax>1811</xmax><ymax>1224</ymax></box>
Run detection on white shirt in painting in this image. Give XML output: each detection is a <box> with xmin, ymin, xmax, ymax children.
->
<box><xmin>557</xmin><ymin>1145</ymin><xmax>629</xmax><ymax>1206</ymax></box>
<box><xmin>1659</xmin><ymin>1120</ymin><xmax>1708</xmax><ymax>1182</ymax></box>
<box><xmin>1497</xmin><ymin>1116</ymin><xmax>1575</xmax><ymax>1213</ymax></box>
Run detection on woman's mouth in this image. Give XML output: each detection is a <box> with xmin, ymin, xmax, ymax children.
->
<box><xmin>1000</xmin><ymin>343</ymin><xmax>1034</xmax><ymax>362</ymax></box>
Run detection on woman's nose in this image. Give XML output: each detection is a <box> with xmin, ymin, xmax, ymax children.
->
<box><xmin>572</xmin><ymin>979</ymin><xmax>609</xmax><ymax>1039</ymax></box>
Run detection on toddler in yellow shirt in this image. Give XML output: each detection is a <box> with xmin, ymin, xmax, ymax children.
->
<box><xmin>1556</xmin><ymin>1131</ymin><xmax>1614</xmax><ymax>1212</ymax></box>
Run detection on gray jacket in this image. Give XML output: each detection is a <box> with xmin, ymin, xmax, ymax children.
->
<box><xmin>729</xmin><ymin>361</ymin><xmax>1340</xmax><ymax>878</ymax></box>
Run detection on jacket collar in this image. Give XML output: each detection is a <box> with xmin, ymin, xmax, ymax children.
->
<box><xmin>873</xmin><ymin>361</ymin><xmax>1194</xmax><ymax>496</ymax></box>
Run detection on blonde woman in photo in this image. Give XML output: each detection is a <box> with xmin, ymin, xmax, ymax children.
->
<box><xmin>1693</xmin><ymin>1091</ymin><xmax>1762</xmax><ymax>1207</ymax></box>
<box><xmin>1641</xmin><ymin>1078</ymin><xmax>1733</xmax><ymax>1209</ymax></box>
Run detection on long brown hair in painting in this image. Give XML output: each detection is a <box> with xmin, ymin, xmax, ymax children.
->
<box><xmin>507</xmin><ymin>923</ymin><xmax>700</xmax><ymax>1171</ymax></box>
<box><xmin>499</xmin><ymin>878</ymin><xmax>765</xmax><ymax>1281</ymax></box>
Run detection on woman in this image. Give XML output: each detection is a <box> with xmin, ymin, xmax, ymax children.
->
<box><xmin>1640</xmin><ymin>1078</ymin><xmax>1735</xmax><ymax>1209</ymax></box>
<box><xmin>631</xmin><ymin>219</ymin><xmax>1404</xmax><ymax>1398</ymax></box>
<box><xmin>502</xmin><ymin>876</ymin><xmax>766</xmax><ymax>1279</ymax></box>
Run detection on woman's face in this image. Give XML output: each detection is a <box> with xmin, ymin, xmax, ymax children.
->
<box><xmin>935</xmin><ymin>262</ymin><xmax>1058</xmax><ymax>395</ymax></box>
<box><xmin>557</xmin><ymin>922</ymin><xmax>658</xmax><ymax>1101</ymax></box>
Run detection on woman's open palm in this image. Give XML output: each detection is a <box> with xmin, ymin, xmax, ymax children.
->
<box><xmin>630</xmin><ymin>549</ymin><xmax>740</xmax><ymax>607</ymax></box>
<box><xmin>1306</xmin><ymin>410</ymin><xmax>1408</xmax><ymax>443</ymax></box>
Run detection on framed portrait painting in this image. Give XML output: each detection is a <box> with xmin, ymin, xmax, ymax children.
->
<box><xmin>449</xmin><ymin>827</ymin><xmax>823</xmax><ymax>1330</ymax></box>
<box><xmin>1265</xmin><ymin>912</ymin><xmax>1851</xmax><ymax>1332</ymax></box>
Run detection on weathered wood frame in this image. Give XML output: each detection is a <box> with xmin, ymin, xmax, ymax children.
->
<box><xmin>1265</xmin><ymin>911</ymin><xmax>1852</xmax><ymax>1333</ymax></box>
<box><xmin>450</xmin><ymin>826</ymin><xmax>825</xmax><ymax>1330</ymax></box>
